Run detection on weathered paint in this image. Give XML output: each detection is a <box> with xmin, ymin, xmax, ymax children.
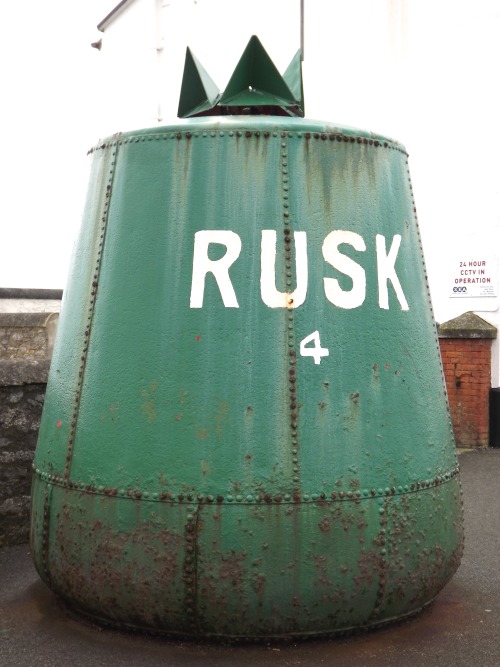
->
<box><xmin>31</xmin><ymin>116</ymin><xmax>463</xmax><ymax>638</ymax></box>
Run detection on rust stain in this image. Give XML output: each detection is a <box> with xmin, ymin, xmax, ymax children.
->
<box><xmin>318</xmin><ymin>516</ymin><xmax>330</xmax><ymax>533</ymax></box>
<box><xmin>140</xmin><ymin>382</ymin><xmax>158</xmax><ymax>422</ymax></box>
<box><xmin>141</xmin><ymin>399</ymin><xmax>157</xmax><ymax>423</ymax></box>
<box><xmin>251</xmin><ymin>572</ymin><xmax>266</xmax><ymax>594</ymax></box>
<box><xmin>214</xmin><ymin>401</ymin><xmax>228</xmax><ymax>440</ymax></box>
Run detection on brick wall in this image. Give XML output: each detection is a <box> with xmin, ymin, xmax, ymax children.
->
<box><xmin>438</xmin><ymin>312</ymin><xmax>496</xmax><ymax>449</ymax></box>
<box><xmin>439</xmin><ymin>337</ymin><xmax>492</xmax><ymax>448</ymax></box>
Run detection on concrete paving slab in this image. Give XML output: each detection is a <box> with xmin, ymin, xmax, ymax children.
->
<box><xmin>1</xmin><ymin>449</ymin><xmax>499</xmax><ymax>666</ymax></box>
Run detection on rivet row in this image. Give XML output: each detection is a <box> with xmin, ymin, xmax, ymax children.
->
<box><xmin>183</xmin><ymin>506</ymin><xmax>198</xmax><ymax>621</ymax></box>
<box><xmin>65</xmin><ymin>150</ymin><xmax>117</xmax><ymax>481</ymax></box>
<box><xmin>279</xmin><ymin>135</ymin><xmax>301</xmax><ymax>492</ymax></box>
<box><xmin>34</xmin><ymin>466</ymin><xmax>460</xmax><ymax>503</ymax></box>
<box><xmin>88</xmin><ymin>131</ymin><xmax>407</xmax><ymax>155</ymax></box>
<box><xmin>405</xmin><ymin>158</ymin><xmax>455</xmax><ymax>439</ymax></box>
<box><xmin>41</xmin><ymin>486</ymin><xmax>51</xmax><ymax>580</ymax></box>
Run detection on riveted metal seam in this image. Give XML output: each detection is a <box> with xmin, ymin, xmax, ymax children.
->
<box><xmin>368</xmin><ymin>498</ymin><xmax>388</xmax><ymax>621</ymax></box>
<box><xmin>33</xmin><ymin>466</ymin><xmax>460</xmax><ymax>502</ymax></box>
<box><xmin>280</xmin><ymin>130</ymin><xmax>301</xmax><ymax>496</ymax></box>
<box><xmin>404</xmin><ymin>157</ymin><xmax>456</xmax><ymax>449</ymax></box>
<box><xmin>64</xmin><ymin>142</ymin><xmax>119</xmax><ymax>483</ymax></box>
<box><xmin>41</xmin><ymin>483</ymin><xmax>52</xmax><ymax>584</ymax></box>
<box><xmin>88</xmin><ymin>130</ymin><xmax>408</xmax><ymax>156</ymax></box>
<box><xmin>183</xmin><ymin>504</ymin><xmax>201</xmax><ymax>631</ymax></box>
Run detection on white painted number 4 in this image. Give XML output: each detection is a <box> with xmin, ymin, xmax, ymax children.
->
<box><xmin>299</xmin><ymin>331</ymin><xmax>330</xmax><ymax>365</ymax></box>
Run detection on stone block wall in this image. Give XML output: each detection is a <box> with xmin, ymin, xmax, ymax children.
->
<box><xmin>0</xmin><ymin>304</ymin><xmax>59</xmax><ymax>547</ymax></box>
<box><xmin>0</xmin><ymin>364</ymin><xmax>48</xmax><ymax>546</ymax></box>
<box><xmin>0</xmin><ymin>313</ymin><xmax>59</xmax><ymax>360</ymax></box>
<box><xmin>438</xmin><ymin>312</ymin><xmax>496</xmax><ymax>449</ymax></box>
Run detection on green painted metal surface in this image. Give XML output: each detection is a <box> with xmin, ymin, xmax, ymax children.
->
<box><xmin>31</xmin><ymin>116</ymin><xmax>463</xmax><ymax>638</ymax></box>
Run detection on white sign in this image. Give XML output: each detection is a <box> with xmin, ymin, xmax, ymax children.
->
<box><xmin>449</xmin><ymin>255</ymin><xmax>498</xmax><ymax>298</ymax></box>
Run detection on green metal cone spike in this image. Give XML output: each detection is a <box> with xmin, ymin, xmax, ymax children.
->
<box><xmin>178</xmin><ymin>36</ymin><xmax>304</xmax><ymax>118</ymax></box>
<box><xmin>220</xmin><ymin>35</ymin><xmax>295</xmax><ymax>106</ymax></box>
<box><xmin>283</xmin><ymin>49</ymin><xmax>304</xmax><ymax>111</ymax></box>
<box><xmin>177</xmin><ymin>47</ymin><xmax>221</xmax><ymax>118</ymax></box>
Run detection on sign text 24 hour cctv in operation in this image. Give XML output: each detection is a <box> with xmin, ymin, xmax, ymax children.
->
<box><xmin>450</xmin><ymin>256</ymin><xmax>498</xmax><ymax>298</ymax></box>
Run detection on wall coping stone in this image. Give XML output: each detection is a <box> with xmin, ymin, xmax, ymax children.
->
<box><xmin>437</xmin><ymin>311</ymin><xmax>497</xmax><ymax>339</ymax></box>
<box><xmin>0</xmin><ymin>288</ymin><xmax>63</xmax><ymax>300</ymax></box>
<box><xmin>0</xmin><ymin>359</ymin><xmax>51</xmax><ymax>386</ymax></box>
<box><xmin>0</xmin><ymin>312</ymin><xmax>58</xmax><ymax>328</ymax></box>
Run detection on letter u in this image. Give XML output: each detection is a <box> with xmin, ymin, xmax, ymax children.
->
<box><xmin>260</xmin><ymin>230</ymin><xmax>308</xmax><ymax>308</ymax></box>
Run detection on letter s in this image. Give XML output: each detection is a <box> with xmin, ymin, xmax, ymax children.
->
<box><xmin>322</xmin><ymin>230</ymin><xmax>366</xmax><ymax>309</ymax></box>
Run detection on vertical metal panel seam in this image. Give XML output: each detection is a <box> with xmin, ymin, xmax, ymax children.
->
<box><xmin>368</xmin><ymin>496</ymin><xmax>388</xmax><ymax>621</ymax></box>
<box><xmin>41</xmin><ymin>483</ymin><xmax>53</xmax><ymax>584</ymax></box>
<box><xmin>281</xmin><ymin>131</ymin><xmax>300</xmax><ymax>496</ymax></box>
<box><xmin>404</xmin><ymin>157</ymin><xmax>456</xmax><ymax>446</ymax></box>
<box><xmin>184</xmin><ymin>504</ymin><xmax>201</xmax><ymax>631</ymax></box>
<box><xmin>64</xmin><ymin>142</ymin><xmax>119</xmax><ymax>482</ymax></box>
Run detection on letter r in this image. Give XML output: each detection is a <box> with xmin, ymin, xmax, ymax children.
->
<box><xmin>190</xmin><ymin>231</ymin><xmax>241</xmax><ymax>308</ymax></box>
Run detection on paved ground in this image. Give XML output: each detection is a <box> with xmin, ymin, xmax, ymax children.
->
<box><xmin>1</xmin><ymin>448</ymin><xmax>500</xmax><ymax>667</ymax></box>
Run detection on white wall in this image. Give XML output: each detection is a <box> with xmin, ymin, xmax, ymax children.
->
<box><xmin>0</xmin><ymin>1</ymin><xmax>107</xmax><ymax>291</ymax></box>
<box><xmin>93</xmin><ymin>0</ymin><xmax>301</xmax><ymax>133</ymax></box>
<box><xmin>93</xmin><ymin>0</ymin><xmax>159</xmax><ymax>133</ymax></box>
